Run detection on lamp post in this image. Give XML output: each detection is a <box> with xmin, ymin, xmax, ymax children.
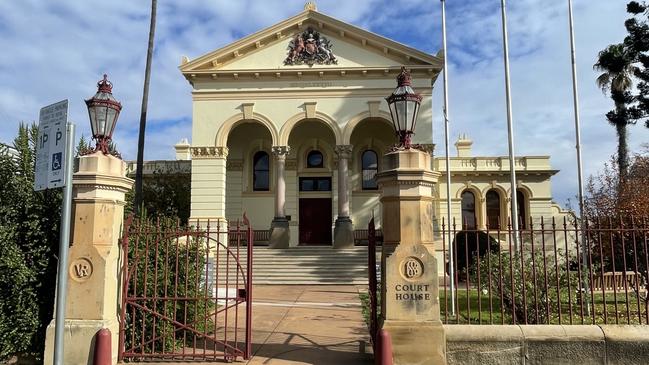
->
<box><xmin>385</xmin><ymin>67</ymin><xmax>423</xmax><ymax>148</ymax></box>
<box><xmin>85</xmin><ymin>74</ymin><xmax>122</xmax><ymax>154</ymax></box>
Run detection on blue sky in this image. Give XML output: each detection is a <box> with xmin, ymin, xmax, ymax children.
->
<box><xmin>1</xmin><ymin>0</ymin><xmax>647</xmax><ymax>207</ymax></box>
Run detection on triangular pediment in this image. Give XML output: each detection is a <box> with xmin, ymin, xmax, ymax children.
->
<box><xmin>180</xmin><ymin>9</ymin><xmax>442</xmax><ymax>75</ymax></box>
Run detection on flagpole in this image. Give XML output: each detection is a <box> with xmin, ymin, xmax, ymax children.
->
<box><xmin>500</xmin><ymin>0</ymin><xmax>520</xmax><ymax>249</ymax></box>
<box><xmin>568</xmin><ymin>0</ymin><xmax>585</xmax><ymax>234</ymax></box>
<box><xmin>567</xmin><ymin>0</ymin><xmax>590</xmax><ymax>315</ymax></box>
<box><xmin>440</xmin><ymin>0</ymin><xmax>455</xmax><ymax>316</ymax></box>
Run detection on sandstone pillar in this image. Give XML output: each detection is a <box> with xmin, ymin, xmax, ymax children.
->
<box><xmin>270</xmin><ymin>146</ymin><xmax>290</xmax><ymax>248</ymax></box>
<box><xmin>334</xmin><ymin>145</ymin><xmax>354</xmax><ymax>248</ymax></box>
<box><xmin>44</xmin><ymin>152</ymin><xmax>133</xmax><ymax>365</ymax></box>
<box><xmin>376</xmin><ymin>148</ymin><xmax>446</xmax><ymax>365</ymax></box>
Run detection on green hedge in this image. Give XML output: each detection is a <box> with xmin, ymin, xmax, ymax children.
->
<box><xmin>0</xmin><ymin>123</ymin><xmax>61</xmax><ymax>361</ymax></box>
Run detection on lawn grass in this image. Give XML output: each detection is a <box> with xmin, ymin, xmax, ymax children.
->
<box><xmin>360</xmin><ymin>289</ymin><xmax>648</xmax><ymax>326</ymax></box>
<box><xmin>439</xmin><ymin>289</ymin><xmax>648</xmax><ymax>325</ymax></box>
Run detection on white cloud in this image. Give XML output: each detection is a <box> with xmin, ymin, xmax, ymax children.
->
<box><xmin>0</xmin><ymin>0</ymin><xmax>646</xmax><ymax>207</ymax></box>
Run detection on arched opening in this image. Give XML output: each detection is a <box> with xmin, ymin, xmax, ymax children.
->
<box><xmin>461</xmin><ymin>190</ymin><xmax>477</xmax><ymax>230</ymax></box>
<box><xmin>348</xmin><ymin>117</ymin><xmax>394</xmax><ymax>228</ymax></box>
<box><xmin>361</xmin><ymin>150</ymin><xmax>378</xmax><ymax>190</ymax></box>
<box><xmin>517</xmin><ymin>189</ymin><xmax>527</xmax><ymax>229</ymax></box>
<box><xmin>225</xmin><ymin>121</ymin><xmax>273</xmax><ymax>226</ymax></box>
<box><xmin>486</xmin><ymin>189</ymin><xmax>501</xmax><ymax>229</ymax></box>
<box><xmin>252</xmin><ymin>151</ymin><xmax>270</xmax><ymax>191</ymax></box>
<box><xmin>288</xmin><ymin>119</ymin><xmax>337</xmax><ymax>245</ymax></box>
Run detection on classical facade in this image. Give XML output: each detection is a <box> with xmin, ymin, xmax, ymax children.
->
<box><xmin>179</xmin><ymin>3</ymin><xmax>569</xmax><ymax>249</ymax></box>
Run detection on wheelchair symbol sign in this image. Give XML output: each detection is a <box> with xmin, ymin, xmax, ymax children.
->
<box><xmin>52</xmin><ymin>152</ymin><xmax>62</xmax><ymax>171</ymax></box>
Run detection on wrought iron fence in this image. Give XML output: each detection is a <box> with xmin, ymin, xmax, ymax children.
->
<box><xmin>118</xmin><ymin>215</ymin><xmax>253</xmax><ymax>362</ymax></box>
<box><xmin>367</xmin><ymin>218</ymin><xmax>379</xmax><ymax>346</ymax></box>
<box><xmin>440</xmin><ymin>216</ymin><xmax>649</xmax><ymax>325</ymax></box>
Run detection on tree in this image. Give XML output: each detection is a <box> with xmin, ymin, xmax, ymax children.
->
<box><xmin>0</xmin><ymin>123</ymin><xmax>61</xmax><ymax>361</ymax></box>
<box><xmin>594</xmin><ymin>43</ymin><xmax>638</xmax><ymax>178</ymax></box>
<box><xmin>134</xmin><ymin>0</ymin><xmax>158</xmax><ymax>214</ymax></box>
<box><xmin>583</xmin><ymin>147</ymin><xmax>649</xmax><ymax>218</ymax></box>
<box><xmin>595</xmin><ymin>2</ymin><xmax>649</xmax><ymax>178</ymax></box>
<box><xmin>125</xmin><ymin>168</ymin><xmax>191</xmax><ymax>224</ymax></box>
<box><xmin>625</xmin><ymin>2</ymin><xmax>649</xmax><ymax>127</ymax></box>
<box><xmin>583</xmin><ymin>148</ymin><xmax>649</xmax><ymax>315</ymax></box>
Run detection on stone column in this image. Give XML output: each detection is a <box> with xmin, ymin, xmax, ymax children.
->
<box><xmin>376</xmin><ymin>148</ymin><xmax>446</xmax><ymax>365</ymax></box>
<box><xmin>270</xmin><ymin>146</ymin><xmax>290</xmax><ymax>248</ymax></box>
<box><xmin>334</xmin><ymin>145</ymin><xmax>354</xmax><ymax>248</ymax></box>
<box><xmin>44</xmin><ymin>152</ymin><xmax>133</xmax><ymax>365</ymax></box>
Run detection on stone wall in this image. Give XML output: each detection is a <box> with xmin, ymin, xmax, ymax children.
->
<box><xmin>445</xmin><ymin>324</ymin><xmax>649</xmax><ymax>365</ymax></box>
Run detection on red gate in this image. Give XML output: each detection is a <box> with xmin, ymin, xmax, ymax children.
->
<box><xmin>118</xmin><ymin>214</ymin><xmax>253</xmax><ymax>362</ymax></box>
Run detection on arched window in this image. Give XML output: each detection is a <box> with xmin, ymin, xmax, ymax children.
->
<box><xmin>361</xmin><ymin>150</ymin><xmax>378</xmax><ymax>190</ymax></box>
<box><xmin>461</xmin><ymin>190</ymin><xmax>477</xmax><ymax>230</ymax></box>
<box><xmin>306</xmin><ymin>150</ymin><xmax>324</xmax><ymax>168</ymax></box>
<box><xmin>253</xmin><ymin>151</ymin><xmax>270</xmax><ymax>191</ymax></box>
<box><xmin>486</xmin><ymin>190</ymin><xmax>501</xmax><ymax>229</ymax></box>
<box><xmin>517</xmin><ymin>190</ymin><xmax>527</xmax><ymax>229</ymax></box>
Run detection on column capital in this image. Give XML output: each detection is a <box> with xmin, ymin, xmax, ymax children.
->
<box><xmin>190</xmin><ymin>146</ymin><xmax>228</xmax><ymax>159</ymax></box>
<box><xmin>335</xmin><ymin>144</ymin><xmax>353</xmax><ymax>159</ymax></box>
<box><xmin>272</xmin><ymin>145</ymin><xmax>291</xmax><ymax>160</ymax></box>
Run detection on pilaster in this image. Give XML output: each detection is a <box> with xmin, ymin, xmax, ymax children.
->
<box><xmin>189</xmin><ymin>146</ymin><xmax>228</xmax><ymax>223</ymax></box>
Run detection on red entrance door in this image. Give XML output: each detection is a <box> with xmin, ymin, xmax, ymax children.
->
<box><xmin>299</xmin><ymin>198</ymin><xmax>332</xmax><ymax>244</ymax></box>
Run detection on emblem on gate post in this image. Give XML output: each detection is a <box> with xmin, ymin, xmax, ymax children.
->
<box><xmin>284</xmin><ymin>27</ymin><xmax>337</xmax><ymax>66</ymax></box>
<box><xmin>69</xmin><ymin>257</ymin><xmax>93</xmax><ymax>282</ymax></box>
<box><xmin>400</xmin><ymin>257</ymin><xmax>424</xmax><ymax>281</ymax></box>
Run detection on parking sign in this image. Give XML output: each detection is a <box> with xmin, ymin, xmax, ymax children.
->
<box><xmin>34</xmin><ymin>100</ymin><xmax>69</xmax><ymax>191</ymax></box>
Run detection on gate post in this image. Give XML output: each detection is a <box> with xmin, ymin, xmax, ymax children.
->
<box><xmin>44</xmin><ymin>152</ymin><xmax>133</xmax><ymax>365</ymax></box>
<box><xmin>376</xmin><ymin>148</ymin><xmax>446</xmax><ymax>365</ymax></box>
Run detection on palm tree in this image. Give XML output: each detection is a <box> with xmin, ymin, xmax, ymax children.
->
<box><xmin>594</xmin><ymin>43</ymin><xmax>638</xmax><ymax>179</ymax></box>
<box><xmin>134</xmin><ymin>0</ymin><xmax>157</xmax><ymax>214</ymax></box>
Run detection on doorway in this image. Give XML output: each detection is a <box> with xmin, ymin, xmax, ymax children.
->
<box><xmin>299</xmin><ymin>198</ymin><xmax>332</xmax><ymax>245</ymax></box>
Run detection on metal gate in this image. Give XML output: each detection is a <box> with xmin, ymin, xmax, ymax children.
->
<box><xmin>118</xmin><ymin>214</ymin><xmax>253</xmax><ymax>362</ymax></box>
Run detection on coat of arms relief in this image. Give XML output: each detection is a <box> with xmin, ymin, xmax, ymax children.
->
<box><xmin>284</xmin><ymin>27</ymin><xmax>338</xmax><ymax>66</ymax></box>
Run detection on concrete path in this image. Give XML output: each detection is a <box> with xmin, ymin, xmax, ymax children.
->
<box><xmin>246</xmin><ymin>285</ymin><xmax>373</xmax><ymax>365</ymax></box>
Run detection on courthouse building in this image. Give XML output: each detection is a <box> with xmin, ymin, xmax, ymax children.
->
<box><xmin>178</xmin><ymin>2</ymin><xmax>569</xmax><ymax>249</ymax></box>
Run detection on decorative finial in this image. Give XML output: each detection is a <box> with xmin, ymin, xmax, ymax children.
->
<box><xmin>97</xmin><ymin>74</ymin><xmax>113</xmax><ymax>93</ymax></box>
<box><xmin>304</xmin><ymin>1</ymin><xmax>317</xmax><ymax>11</ymax></box>
<box><xmin>396</xmin><ymin>67</ymin><xmax>412</xmax><ymax>87</ymax></box>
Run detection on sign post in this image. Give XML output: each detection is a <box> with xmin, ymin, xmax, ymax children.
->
<box><xmin>34</xmin><ymin>100</ymin><xmax>75</xmax><ymax>365</ymax></box>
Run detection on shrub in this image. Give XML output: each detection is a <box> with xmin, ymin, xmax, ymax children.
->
<box><xmin>0</xmin><ymin>123</ymin><xmax>61</xmax><ymax>361</ymax></box>
<box><xmin>122</xmin><ymin>214</ymin><xmax>211</xmax><ymax>355</ymax></box>
<box><xmin>472</xmin><ymin>249</ymin><xmax>577</xmax><ymax>324</ymax></box>
<box><xmin>449</xmin><ymin>230</ymin><xmax>499</xmax><ymax>276</ymax></box>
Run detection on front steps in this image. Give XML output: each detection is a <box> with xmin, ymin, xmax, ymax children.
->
<box><xmin>210</xmin><ymin>246</ymin><xmax>374</xmax><ymax>285</ymax></box>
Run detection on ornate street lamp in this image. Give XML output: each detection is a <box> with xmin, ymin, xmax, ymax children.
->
<box><xmin>85</xmin><ymin>74</ymin><xmax>122</xmax><ymax>154</ymax></box>
<box><xmin>385</xmin><ymin>67</ymin><xmax>422</xmax><ymax>148</ymax></box>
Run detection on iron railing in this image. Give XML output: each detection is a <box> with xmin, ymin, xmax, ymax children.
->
<box><xmin>440</xmin><ymin>216</ymin><xmax>649</xmax><ymax>325</ymax></box>
<box><xmin>368</xmin><ymin>218</ymin><xmax>379</xmax><ymax>345</ymax></box>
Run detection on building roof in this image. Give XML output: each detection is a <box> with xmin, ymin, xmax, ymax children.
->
<box><xmin>179</xmin><ymin>6</ymin><xmax>443</xmax><ymax>82</ymax></box>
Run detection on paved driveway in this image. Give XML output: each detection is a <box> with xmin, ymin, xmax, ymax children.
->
<box><xmin>246</xmin><ymin>285</ymin><xmax>373</xmax><ymax>365</ymax></box>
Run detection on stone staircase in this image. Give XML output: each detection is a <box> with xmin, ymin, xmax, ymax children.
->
<box><xmin>209</xmin><ymin>246</ymin><xmax>374</xmax><ymax>285</ymax></box>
